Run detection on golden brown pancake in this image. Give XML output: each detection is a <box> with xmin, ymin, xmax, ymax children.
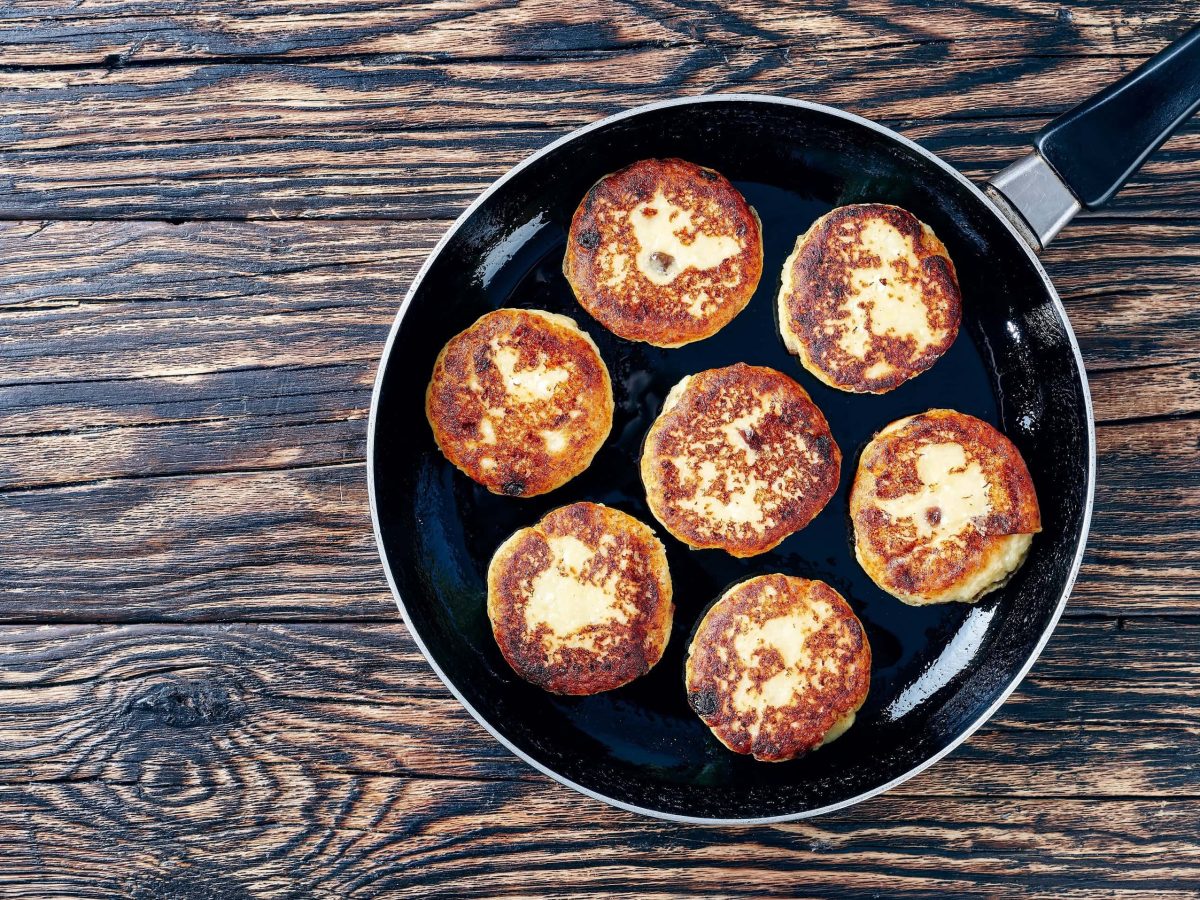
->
<box><xmin>564</xmin><ymin>158</ymin><xmax>763</xmax><ymax>348</ymax></box>
<box><xmin>778</xmin><ymin>203</ymin><xmax>962</xmax><ymax>394</ymax></box>
<box><xmin>640</xmin><ymin>363</ymin><xmax>840</xmax><ymax>557</ymax></box>
<box><xmin>487</xmin><ymin>502</ymin><xmax>674</xmax><ymax>695</ymax></box>
<box><xmin>686</xmin><ymin>574</ymin><xmax>871</xmax><ymax>762</ymax></box>
<box><xmin>850</xmin><ymin>409</ymin><xmax>1042</xmax><ymax>605</ymax></box>
<box><xmin>426</xmin><ymin>308</ymin><xmax>613</xmax><ymax>497</ymax></box>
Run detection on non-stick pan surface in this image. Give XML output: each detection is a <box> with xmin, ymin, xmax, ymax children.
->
<box><xmin>369</xmin><ymin>96</ymin><xmax>1094</xmax><ymax>822</ymax></box>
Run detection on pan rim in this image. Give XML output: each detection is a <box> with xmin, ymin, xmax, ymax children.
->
<box><xmin>365</xmin><ymin>93</ymin><xmax>1098</xmax><ymax>825</ymax></box>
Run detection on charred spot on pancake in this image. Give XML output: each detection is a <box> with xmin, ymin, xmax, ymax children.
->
<box><xmin>640</xmin><ymin>364</ymin><xmax>840</xmax><ymax>557</ymax></box>
<box><xmin>564</xmin><ymin>158</ymin><xmax>764</xmax><ymax>348</ymax></box>
<box><xmin>850</xmin><ymin>409</ymin><xmax>1042</xmax><ymax>605</ymax></box>
<box><xmin>689</xmin><ymin>689</ymin><xmax>718</xmax><ymax>717</ymax></box>
<box><xmin>685</xmin><ymin>574</ymin><xmax>871</xmax><ymax>762</ymax></box>
<box><xmin>486</xmin><ymin>502</ymin><xmax>674</xmax><ymax>695</ymax></box>
<box><xmin>778</xmin><ymin>203</ymin><xmax>962</xmax><ymax>394</ymax></box>
<box><xmin>426</xmin><ymin>308</ymin><xmax>614</xmax><ymax>497</ymax></box>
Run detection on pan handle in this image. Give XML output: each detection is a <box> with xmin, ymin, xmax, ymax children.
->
<box><xmin>986</xmin><ymin>24</ymin><xmax>1200</xmax><ymax>250</ymax></box>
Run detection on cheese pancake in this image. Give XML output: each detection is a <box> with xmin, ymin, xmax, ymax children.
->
<box><xmin>850</xmin><ymin>409</ymin><xmax>1041</xmax><ymax>605</ymax></box>
<box><xmin>686</xmin><ymin>574</ymin><xmax>871</xmax><ymax>762</ymax></box>
<box><xmin>640</xmin><ymin>364</ymin><xmax>840</xmax><ymax>557</ymax></box>
<box><xmin>487</xmin><ymin>502</ymin><xmax>673</xmax><ymax>695</ymax></box>
<box><xmin>426</xmin><ymin>309</ymin><xmax>613</xmax><ymax>498</ymax></box>
<box><xmin>778</xmin><ymin>204</ymin><xmax>962</xmax><ymax>394</ymax></box>
<box><xmin>564</xmin><ymin>158</ymin><xmax>763</xmax><ymax>347</ymax></box>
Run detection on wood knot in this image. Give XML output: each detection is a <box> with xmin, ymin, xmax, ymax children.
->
<box><xmin>126</xmin><ymin>868</ymin><xmax>250</xmax><ymax>900</ymax></box>
<box><xmin>127</xmin><ymin>677</ymin><xmax>242</xmax><ymax>729</ymax></box>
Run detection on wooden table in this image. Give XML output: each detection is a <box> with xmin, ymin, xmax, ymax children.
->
<box><xmin>2</xmin><ymin>2</ymin><xmax>1198</xmax><ymax>896</ymax></box>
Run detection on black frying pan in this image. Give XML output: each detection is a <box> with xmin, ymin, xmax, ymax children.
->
<box><xmin>368</xmin><ymin>27</ymin><xmax>1200</xmax><ymax>822</ymax></box>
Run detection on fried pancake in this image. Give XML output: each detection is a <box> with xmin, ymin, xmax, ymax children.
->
<box><xmin>686</xmin><ymin>574</ymin><xmax>871</xmax><ymax>762</ymax></box>
<box><xmin>487</xmin><ymin>502</ymin><xmax>673</xmax><ymax>695</ymax></box>
<box><xmin>640</xmin><ymin>364</ymin><xmax>840</xmax><ymax>557</ymax></box>
<box><xmin>564</xmin><ymin>158</ymin><xmax>763</xmax><ymax>348</ymax></box>
<box><xmin>426</xmin><ymin>308</ymin><xmax>613</xmax><ymax>497</ymax></box>
<box><xmin>778</xmin><ymin>203</ymin><xmax>962</xmax><ymax>394</ymax></box>
<box><xmin>850</xmin><ymin>409</ymin><xmax>1042</xmax><ymax>605</ymax></box>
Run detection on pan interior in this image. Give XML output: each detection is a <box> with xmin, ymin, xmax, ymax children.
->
<box><xmin>371</xmin><ymin>100</ymin><xmax>1090</xmax><ymax>821</ymax></box>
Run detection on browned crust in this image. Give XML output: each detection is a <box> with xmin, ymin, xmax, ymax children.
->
<box><xmin>850</xmin><ymin>409</ymin><xmax>1042</xmax><ymax>602</ymax></box>
<box><xmin>563</xmin><ymin>158</ymin><xmax>763</xmax><ymax>347</ymax></box>
<box><xmin>425</xmin><ymin>309</ymin><xmax>613</xmax><ymax>497</ymax></box>
<box><xmin>779</xmin><ymin>203</ymin><xmax>962</xmax><ymax>394</ymax></box>
<box><xmin>640</xmin><ymin>363</ymin><xmax>841</xmax><ymax>557</ymax></box>
<box><xmin>486</xmin><ymin>502</ymin><xmax>674</xmax><ymax>695</ymax></box>
<box><xmin>685</xmin><ymin>574</ymin><xmax>871</xmax><ymax>762</ymax></box>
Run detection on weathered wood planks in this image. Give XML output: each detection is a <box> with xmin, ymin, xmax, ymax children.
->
<box><xmin>3</xmin><ymin>617</ymin><xmax>1197</xmax><ymax>792</ymax></box>
<box><xmin>1</xmin><ymin>783</ymin><xmax>1195</xmax><ymax>898</ymax></box>
<box><xmin>0</xmin><ymin>0</ymin><xmax>1191</xmax><ymax>67</ymax></box>
<box><xmin>0</xmin><ymin>618</ymin><xmax>1197</xmax><ymax>897</ymax></box>
<box><xmin>0</xmin><ymin>465</ymin><xmax>391</xmax><ymax>622</ymax></box>
<box><xmin>1</xmin><ymin>18</ymin><xmax>1199</xmax><ymax>221</ymax></box>
<box><xmin>1</xmin><ymin>0</ymin><xmax>1199</xmax><ymax>892</ymax></box>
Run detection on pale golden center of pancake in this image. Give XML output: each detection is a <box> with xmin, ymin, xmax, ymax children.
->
<box><xmin>628</xmin><ymin>191</ymin><xmax>740</xmax><ymax>285</ymax></box>
<box><xmin>489</xmin><ymin>341</ymin><xmax>571</xmax><ymax>403</ymax></box>
<box><xmin>722</xmin><ymin>589</ymin><xmax>840</xmax><ymax>742</ymax></box>
<box><xmin>524</xmin><ymin>534</ymin><xmax>632</xmax><ymax>650</ymax></box>
<box><xmin>471</xmin><ymin>337</ymin><xmax>574</xmax><ymax>458</ymax></box>
<box><xmin>672</xmin><ymin>453</ymin><xmax>768</xmax><ymax>526</ymax></box>
<box><xmin>833</xmin><ymin>218</ymin><xmax>946</xmax><ymax>371</ymax></box>
<box><xmin>596</xmin><ymin>189</ymin><xmax>742</xmax><ymax>319</ymax></box>
<box><xmin>876</xmin><ymin>441</ymin><xmax>992</xmax><ymax>546</ymax></box>
<box><xmin>667</xmin><ymin>394</ymin><xmax>815</xmax><ymax>532</ymax></box>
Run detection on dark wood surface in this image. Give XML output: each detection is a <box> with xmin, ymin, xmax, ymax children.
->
<box><xmin>2</xmin><ymin>2</ymin><xmax>1199</xmax><ymax>896</ymax></box>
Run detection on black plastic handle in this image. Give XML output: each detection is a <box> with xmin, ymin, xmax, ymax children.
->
<box><xmin>1035</xmin><ymin>24</ymin><xmax>1200</xmax><ymax>209</ymax></box>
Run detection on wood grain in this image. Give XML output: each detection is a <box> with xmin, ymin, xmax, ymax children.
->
<box><xmin>2</xmin><ymin>617</ymin><xmax>1196</xmax><ymax>794</ymax></box>
<box><xmin>1</xmin><ymin>56</ymin><xmax>1198</xmax><ymax>220</ymax></box>
<box><xmin>0</xmin><ymin>618</ymin><xmax>1197</xmax><ymax>898</ymax></box>
<box><xmin>1</xmin><ymin>783</ymin><xmax>1195</xmax><ymax>898</ymax></box>
<box><xmin>0</xmin><ymin>0</ymin><xmax>1190</xmax><ymax>66</ymax></box>
<box><xmin>2</xmin><ymin>114</ymin><xmax>1193</xmax><ymax>222</ymax></box>
<box><xmin>0</xmin><ymin>464</ymin><xmax>392</xmax><ymax>622</ymax></box>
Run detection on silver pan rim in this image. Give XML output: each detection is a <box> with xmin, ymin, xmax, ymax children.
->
<box><xmin>365</xmin><ymin>93</ymin><xmax>1097</xmax><ymax>825</ymax></box>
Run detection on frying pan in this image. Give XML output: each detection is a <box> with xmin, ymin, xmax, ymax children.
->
<box><xmin>368</xmin><ymin>26</ymin><xmax>1200</xmax><ymax>822</ymax></box>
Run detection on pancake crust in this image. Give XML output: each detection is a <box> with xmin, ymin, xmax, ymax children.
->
<box><xmin>426</xmin><ymin>308</ymin><xmax>613</xmax><ymax>497</ymax></box>
<box><xmin>640</xmin><ymin>363</ymin><xmax>840</xmax><ymax>557</ymax></box>
<box><xmin>686</xmin><ymin>574</ymin><xmax>871</xmax><ymax>762</ymax></box>
<box><xmin>487</xmin><ymin>502</ymin><xmax>674</xmax><ymax>695</ymax></box>
<box><xmin>850</xmin><ymin>409</ymin><xmax>1042</xmax><ymax>605</ymax></box>
<box><xmin>778</xmin><ymin>203</ymin><xmax>962</xmax><ymax>394</ymax></box>
<box><xmin>564</xmin><ymin>158</ymin><xmax>763</xmax><ymax>348</ymax></box>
